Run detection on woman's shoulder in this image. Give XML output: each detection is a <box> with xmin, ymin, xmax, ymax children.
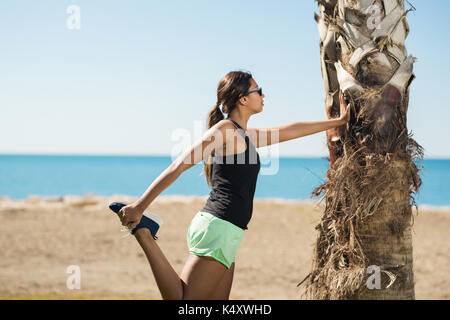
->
<box><xmin>214</xmin><ymin>119</ymin><xmax>238</xmax><ymax>134</ymax></box>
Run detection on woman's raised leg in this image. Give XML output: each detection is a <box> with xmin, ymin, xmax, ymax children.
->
<box><xmin>134</xmin><ymin>228</ymin><xmax>183</xmax><ymax>299</ymax></box>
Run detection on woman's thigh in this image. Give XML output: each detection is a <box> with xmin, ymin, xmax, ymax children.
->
<box><xmin>180</xmin><ymin>253</ymin><xmax>228</xmax><ymax>300</ymax></box>
<box><xmin>210</xmin><ymin>262</ymin><xmax>235</xmax><ymax>300</ymax></box>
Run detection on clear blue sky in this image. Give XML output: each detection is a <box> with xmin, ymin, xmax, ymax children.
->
<box><xmin>1</xmin><ymin>0</ymin><xmax>448</xmax><ymax>158</ymax></box>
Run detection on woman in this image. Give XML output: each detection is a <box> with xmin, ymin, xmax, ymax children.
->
<box><xmin>114</xmin><ymin>71</ymin><xmax>351</xmax><ymax>300</ymax></box>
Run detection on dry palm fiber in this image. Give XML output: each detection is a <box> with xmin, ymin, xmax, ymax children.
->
<box><xmin>302</xmin><ymin>0</ymin><xmax>423</xmax><ymax>299</ymax></box>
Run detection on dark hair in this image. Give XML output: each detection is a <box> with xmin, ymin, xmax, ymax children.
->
<box><xmin>203</xmin><ymin>71</ymin><xmax>253</xmax><ymax>187</ymax></box>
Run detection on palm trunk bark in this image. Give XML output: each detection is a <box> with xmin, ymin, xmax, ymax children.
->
<box><xmin>303</xmin><ymin>0</ymin><xmax>424</xmax><ymax>299</ymax></box>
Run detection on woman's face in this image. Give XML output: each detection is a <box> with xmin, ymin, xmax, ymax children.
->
<box><xmin>244</xmin><ymin>78</ymin><xmax>265</xmax><ymax>114</ymax></box>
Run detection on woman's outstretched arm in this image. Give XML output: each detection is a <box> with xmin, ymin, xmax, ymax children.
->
<box><xmin>119</xmin><ymin>120</ymin><xmax>234</xmax><ymax>228</ymax></box>
<box><xmin>247</xmin><ymin>91</ymin><xmax>351</xmax><ymax>148</ymax></box>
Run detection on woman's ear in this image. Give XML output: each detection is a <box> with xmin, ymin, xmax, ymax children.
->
<box><xmin>239</xmin><ymin>96</ymin><xmax>248</xmax><ymax>106</ymax></box>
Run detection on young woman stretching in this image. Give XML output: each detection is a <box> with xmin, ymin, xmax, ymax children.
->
<box><xmin>113</xmin><ymin>71</ymin><xmax>351</xmax><ymax>300</ymax></box>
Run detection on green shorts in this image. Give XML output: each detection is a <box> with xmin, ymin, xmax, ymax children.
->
<box><xmin>187</xmin><ymin>211</ymin><xmax>244</xmax><ymax>269</ymax></box>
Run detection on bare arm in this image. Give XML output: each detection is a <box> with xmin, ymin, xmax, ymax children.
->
<box><xmin>248</xmin><ymin>96</ymin><xmax>351</xmax><ymax>148</ymax></box>
<box><xmin>133</xmin><ymin>162</ymin><xmax>183</xmax><ymax>213</ymax></box>
<box><xmin>135</xmin><ymin>121</ymin><xmax>234</xmax><ymax>211</ymax></box>
<box><xmin>248</xmin><ymin>118</ymin><xmax>346</xmax><ymax>148</ymax></box>
<box><xmin>119</xmin><ymin>120</ymin><xmax>233</xmax><ymax>227</ymax></box>
<box><xmin>279</xmin><ymin>118</ymin><xmax>346</xmax><ymax>142</ymax></box>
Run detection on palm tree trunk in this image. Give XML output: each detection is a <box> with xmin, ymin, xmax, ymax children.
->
<box><xmin>303</xmin><ymin>0</ymin><xmax>424</xmax><ymax>299</ymax></box>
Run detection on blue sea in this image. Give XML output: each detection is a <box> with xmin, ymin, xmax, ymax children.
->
<box><xmin>0</xmin><ymin>155</ymin><xmax>448</xmax><ymax>207</ymax></box>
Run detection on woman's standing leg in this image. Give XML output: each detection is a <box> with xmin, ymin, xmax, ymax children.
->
<box><xmin>180</xmin><ymin>254</ymin><xmax>228</xmax><ymax>299</ymax></box>
<box><xmin>209</xmin><ymin>262</ymin><xmax>235</xmax><ymax>300</ymax></box>
<box><xmin>134</xmin><ymin>228</ymin><xmax>227</xmax><ymax>300</ymax></box>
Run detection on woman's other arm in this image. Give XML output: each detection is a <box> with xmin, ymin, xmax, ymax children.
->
<box><xmin>119</xmin><ymin>120</ymin><xmax>234</xmax><ymax>228</ymax></box>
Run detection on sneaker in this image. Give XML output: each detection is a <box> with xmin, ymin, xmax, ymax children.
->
<box><xmin>108</xmin><ymin>202</ymin><xmax>163</xmax><ymax>240</ymax></box>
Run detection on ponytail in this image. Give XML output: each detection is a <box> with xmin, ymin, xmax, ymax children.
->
<box><xmin>208</xmin><ymin>102</ymin><xmax>225</xmax><ymax>129</ymax></box>
<box><xmin>203</xmin><ymin>102</ymin><xmax>225</xmax><ymax>187</ymax></box>
<box><xmin>202</xmin><ymin>71</ymin><xmax>253</xmax><ymax>187</ymax></box>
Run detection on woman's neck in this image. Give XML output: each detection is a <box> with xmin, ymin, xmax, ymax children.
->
<box><xmin>227</xmin><ymin>112</ymin><xmax>250</xmax><ymax>131</ymax></box>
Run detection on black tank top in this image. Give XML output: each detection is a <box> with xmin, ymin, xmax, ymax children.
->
<box><xmin>201</xmin><ymin>118</ymin><xmax>261</xmax><ymax>230</ymax></box>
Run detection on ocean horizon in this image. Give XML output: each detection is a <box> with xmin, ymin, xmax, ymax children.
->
<box><xmin>1</xmin><ymin>154</ymin><xmax>448</xmax><ymax>207</ymax></box>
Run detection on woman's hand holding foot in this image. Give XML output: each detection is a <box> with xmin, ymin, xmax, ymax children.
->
<box><xmin>118</xmin><ymin>203</ymin><xmax>144</xmax><ymax>229</ymax></box>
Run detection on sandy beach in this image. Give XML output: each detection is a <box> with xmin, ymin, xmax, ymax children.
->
<box><xmin>0</xmin><ymin>195</ymin><xmax>448</xmax><ymax>300</ymax></box>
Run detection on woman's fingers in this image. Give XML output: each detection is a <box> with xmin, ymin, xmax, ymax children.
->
<box><xmin>117</xmin><ymin>205</ymin><xmax>142</xmax><ymax>228</ymax></box>
<box><xmin>118</xmin><ymin>208</ymin><xmax>127</xmax><ymax>225</ymax></box>
<box><xmin>128</xmin><ymin>221</ymin><xmax>139</xmax><ymax>229</ymax></box>
<box><xmin>339</xmin><ymin>91</ymin><xmax>345</xmax><ymax>109</ymax></box>
<box><xmin>122</xmin><ymin>214</ymin><xmax>131</xmax><ymax>226</ymax></box>
<box><xmin>338</xmin><ymin>101</ymin><xmax>351</xmax><ymax>123</ymax></box>
<box><xmin>345</xmin><ymin>104</ymin><xmax>351</xmax><ymax>121</ymax></box>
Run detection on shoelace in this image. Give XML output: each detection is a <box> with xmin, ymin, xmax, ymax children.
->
<box><xmin>119</xmin><ymin>226</ymin><xmax>158</xmax><ymax>240</ymax></box>
<box><xmin>120</xmin><ymin>226</ymin><xmax>132</xmax><ymax>238</ymax></box>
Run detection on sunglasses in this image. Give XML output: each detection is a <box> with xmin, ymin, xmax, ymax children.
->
<box><xmin>244</xmin><ymin>87</ymin><xmax>263</xmax><ymax>97</ymax></box>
